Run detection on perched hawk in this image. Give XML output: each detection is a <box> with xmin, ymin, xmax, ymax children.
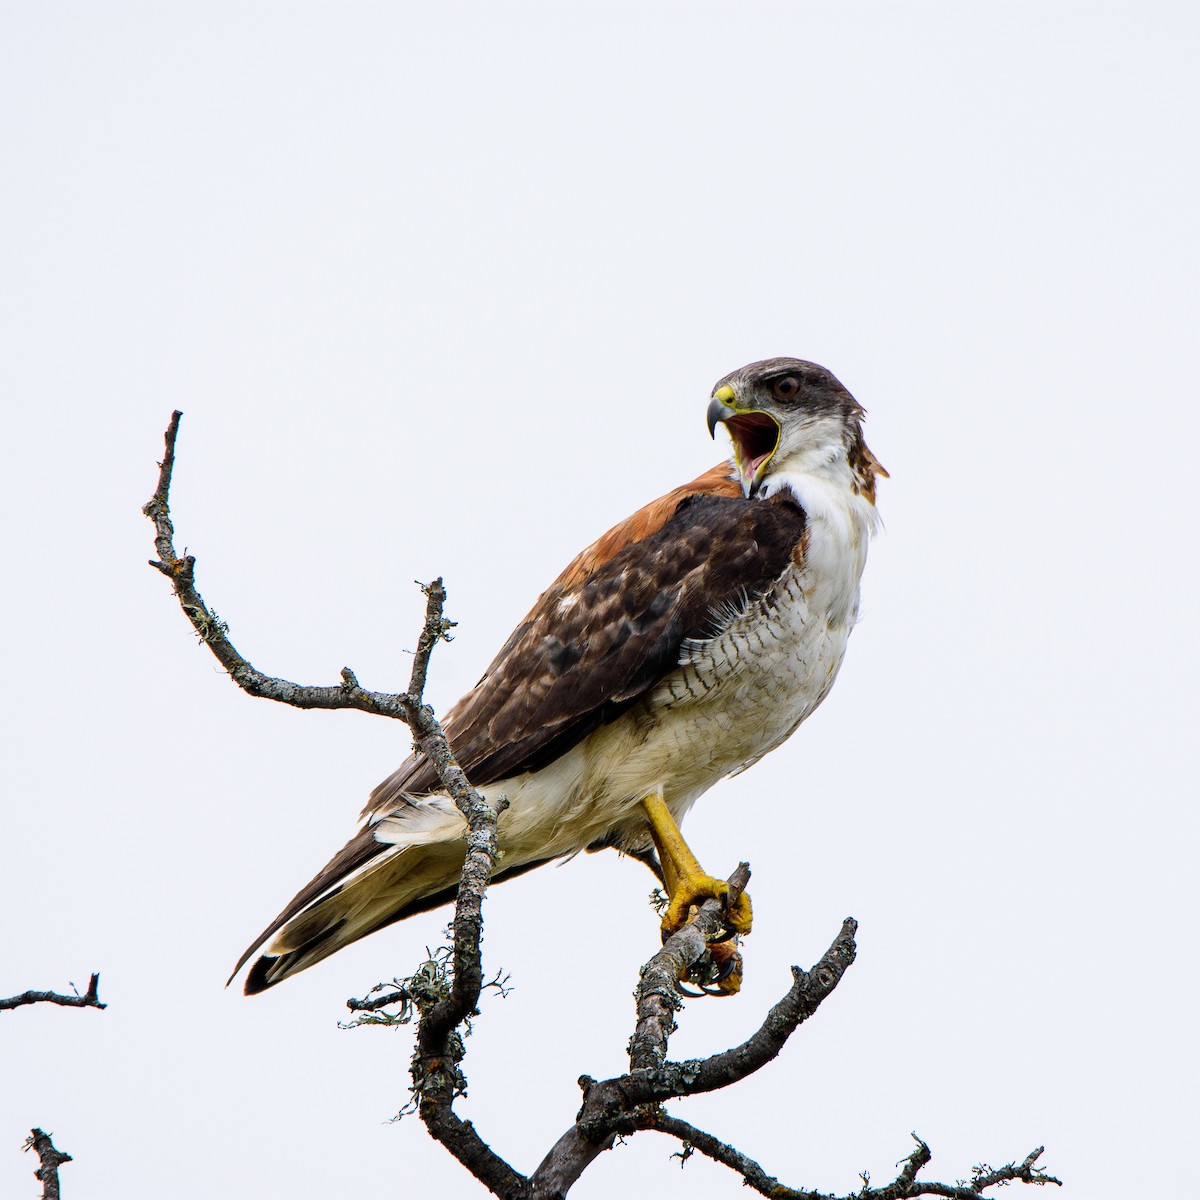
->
<box><xmin>235</xmin><ymin>358</ymin><xmax>884</xmax><ymax>994</ymax></box>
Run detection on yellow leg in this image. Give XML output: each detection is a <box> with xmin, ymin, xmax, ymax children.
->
<box><xmin>640</xmin><ymin>792</ymin><xmax>752</xmax><ymax>938</ymax></box>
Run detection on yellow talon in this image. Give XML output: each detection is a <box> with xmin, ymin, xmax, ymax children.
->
<box><xmin>640</xmin><ymin>790</ymin><xmax>753</xmax><ymax>940</ymax></box>
<box><xmin>660</xmin><ymin>874</ymin><xmax>752</xmax><ymax>938</ymax></box>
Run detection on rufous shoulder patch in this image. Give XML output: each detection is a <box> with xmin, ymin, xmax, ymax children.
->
<box><xmin>553</xmin><ymin>463</ymin><xmax>741</xmax><ymax>590</ymax></box>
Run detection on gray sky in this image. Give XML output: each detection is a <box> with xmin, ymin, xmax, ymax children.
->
<box><xmin>2</xmin><ymin>3</ymin><xmax>1196</xmax><ymax>1197</ymax></box>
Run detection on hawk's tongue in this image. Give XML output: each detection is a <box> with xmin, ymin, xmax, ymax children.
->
<box><xmin>740</xmin><ymin>452</ymin><xmax>770</xmax><ymax>488</ymax></box>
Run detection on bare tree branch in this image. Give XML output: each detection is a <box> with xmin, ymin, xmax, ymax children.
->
<box><xmin>527</xmin><ymin>914</ymin><xmax>856</xmax><ymax>1199</ymax></box>
<box><xmin>644</xmin><ymin>1125</ymin><xmax>1061</xmax><ymax>1200</ymax></box>
<box><xmin>1</xmin><ymin>973</ymin><xmax>105</xmax><ymax>1013</ymax></box>
<box><xmin>146</xmin><ymin>412</ymin><xmax>1060</xmax><ymax>1199</ymax></box>
<box><xmin>23</xmin><ymin>1129</ymin><xmax>72</xmax><ymax>1200</ymax></box>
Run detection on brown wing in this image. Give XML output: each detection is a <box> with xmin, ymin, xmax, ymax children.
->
<box><xmin>365</xmin><ymin>464</ymin><xmax>738</xmax><ymax>812</ymax></box>
<box><xmin>366</xmin><ymin>473</ymin><xmax>805</xmax><ymax>816</ymax></box>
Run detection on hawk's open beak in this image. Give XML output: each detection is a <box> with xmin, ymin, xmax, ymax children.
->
<box><xmin>707</xmin><ymin>387</ymin><xmax>781</xmax><ymax>496</ymax></box>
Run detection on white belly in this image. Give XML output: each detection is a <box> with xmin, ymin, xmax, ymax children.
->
<box><xmin>653</xmin><ymin>564</ymin><xmax>853</xmax><ymax>786</ymax></box>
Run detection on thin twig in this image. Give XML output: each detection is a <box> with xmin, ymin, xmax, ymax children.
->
<box><xmin>24</xmin><ymin>1129</ymin><xmax>72</xmax><ymax>1200</ymax></box>
<box><xmin>142</xmin><ymin>411</ymin><xmax>418</xmax><ymax>723</ymax></box>
<box><xmin>969</xmin><ymin>1146</ymin><xmax>1062</xmax><ymax>1194</ymax></box>
<box><xmin>1</xmin><ymin>973</ymin><xmax>105</xmax><ymax>1013</ymax></box>
<box><xmin>649</xmin><ymin>1113</ymin><xmax>792</xmax><ymax>1195</ymax></box>
<box><xmin>346</xmin><ymin>987</ymin><xmax>409</xmax><ymax>1014</ymax></box>
<box><xmin>408</xmin><ymin>578</ymin><xmax>455</xmax><ymax>700</ymax></box>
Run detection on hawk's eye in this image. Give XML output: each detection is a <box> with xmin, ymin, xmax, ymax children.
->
<box><xmin>772</xmin><ymin>376</ymin><xmax>801</xmax><ymax>401</ymax></box>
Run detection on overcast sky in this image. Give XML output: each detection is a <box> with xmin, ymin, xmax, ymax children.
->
<box><xmin>2</xmin><ymin>3</ymin><xmax>1197</xmax><ymax>1198</ymax></box>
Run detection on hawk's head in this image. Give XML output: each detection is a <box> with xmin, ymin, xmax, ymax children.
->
<box><xmin>707</xmin><ymin>357</ymin><xmax>884</xmax><ymax>500</ymax></box>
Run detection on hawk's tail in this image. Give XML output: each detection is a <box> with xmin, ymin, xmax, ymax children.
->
<box><xmin>233</xmin><ymin>831</ymin><xmax>470</xmax><ymax>995</ymax></box>
<box><xmin>232</xmin><ymin>803</ymin><xmax>552</xmax><ymax>994</ymax></box>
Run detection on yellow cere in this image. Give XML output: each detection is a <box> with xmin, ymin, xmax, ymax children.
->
<box><xmin>714</xmin><ymin>384</ymin><xmax>736</xmax><ymax>404</ymax></box>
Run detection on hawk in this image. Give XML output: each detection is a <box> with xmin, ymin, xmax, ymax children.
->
<box><xmin>235</xmin><ymin>358</ymin><xmax>885</xmax><ymax>994</ymax></box>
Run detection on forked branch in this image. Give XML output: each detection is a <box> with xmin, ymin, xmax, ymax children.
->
<box><xmin>142</xmin><ymin>410</ymin><xmax>428</xmax><ymax>726</ymax></box>
<box><xmin>645</xmin><ymin>1124</ymin><xmax>1059</xmax><ymax>1200</ymax></box>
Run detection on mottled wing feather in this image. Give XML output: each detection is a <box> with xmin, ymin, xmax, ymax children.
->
<box><xmin>367</xmin><ymin>482</ymin><xmax>806</xmax><ymax>815</ymax></box>
<box><xmin>366</xmin><ymin>464</ymin><xmax>742</xmax><ymax>809</ymax></box>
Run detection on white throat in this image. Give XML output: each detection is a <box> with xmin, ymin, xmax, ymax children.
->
<box><xmin>758</xmin><ymin>421</ymin><xmax>880</xmax><ymax>627</ymax></box>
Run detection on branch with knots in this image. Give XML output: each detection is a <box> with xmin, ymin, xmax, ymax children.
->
<box><xmin>143</xmin><ymin>412</ymin><xmax>1061</xmax><ymax>1197</ymax></box>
